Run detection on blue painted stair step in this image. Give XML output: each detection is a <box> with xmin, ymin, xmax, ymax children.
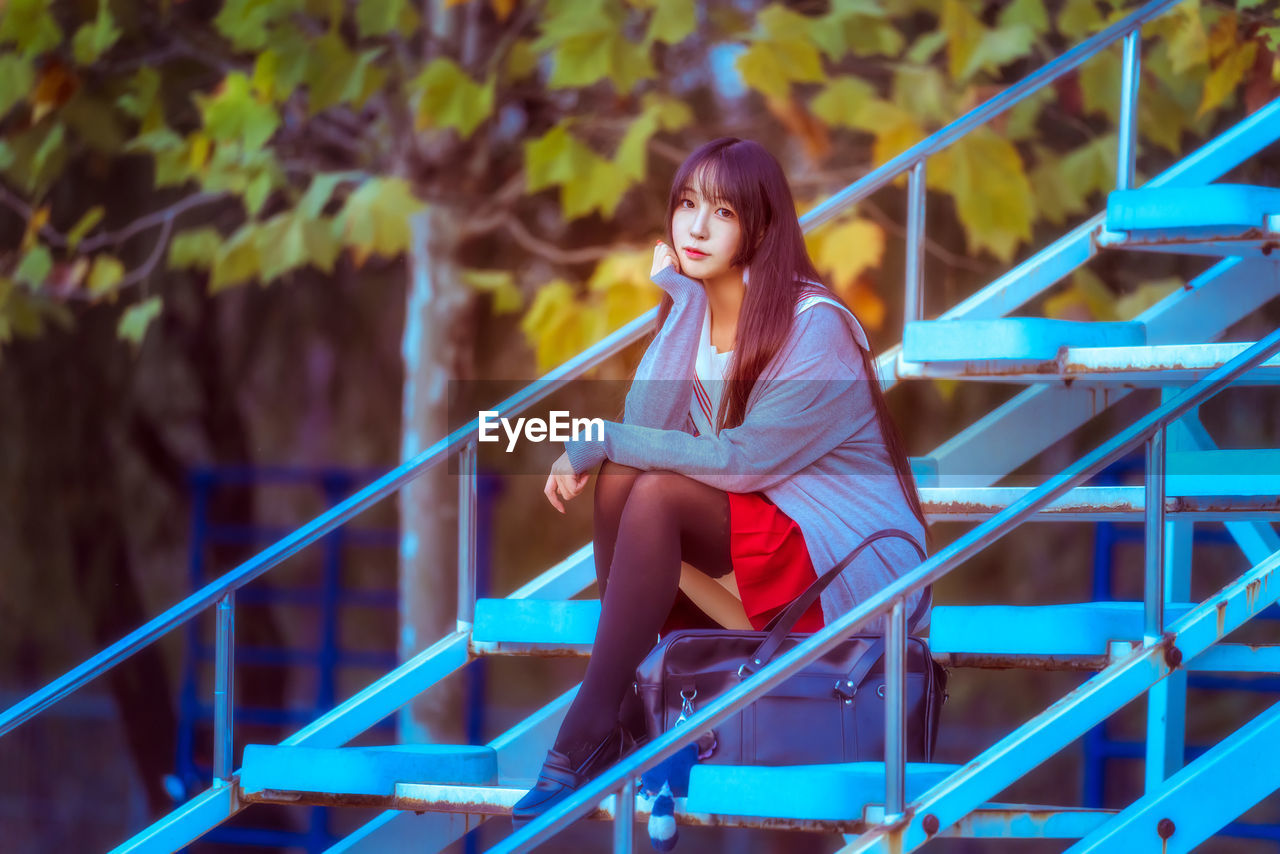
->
<box><xmin>686</xmin><ymin>762</ymin><xmax>960</xmax><ymax>820</ymax></box>
<box><xmin>240</xmin><ymin>743</ymin><xmax>497</xmax><ymax>797</ymax></box>
<box><xmin>1103</xmin><ymin>183</ymin><xmax>1280</xmax><ymax>256</ymax></box>
<box><xmin>903</xmin><ymin>318</ymin><xmax>1146</xmax><ymax>362</ymax></box>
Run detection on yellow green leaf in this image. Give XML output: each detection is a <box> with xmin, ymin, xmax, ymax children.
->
<box><xmin>87</xmin><ymin>254</ymin><xmax>125</xmax><ymax>297</ymax></box>
<box><xmin>1138</xmin><ymin>78</ymin><xmax>1188</xmax><ymax>155</ymax></box>
<box><xmin>213</xmin><ymin>0</ymin><xmax>304</xmax><ymax>52</ymax></box>
<box><xmin>0</xmin><ymin>0</ymin><xmax>64</xmax><ymax>59</ymax></box>
<box><xmin>0</xmin><ymin>54</ymin><xmax>34</xmax><ymax>118</ymax></box>
<box><xmin>299</xmin><ymin>172</ymin><xmax>346</xmax><ymax>219</ymax></box>
<box><xmin>1165</xmin><ymin>0</ymin><xmax>1209</xmax><ymax>73</ymax></box>
<box><xmin>252</xmin><ymin>50</ymin><xmax>279</xmax><ymax>101</ymax></box>
<box><xmin>906</xmin><ymin>30</ymin><xmax>947</xmax><ymax>64</ymax></box>
<box><xmin>411</xmin><ymin>58</ymin><xmax>494</xmax><ymax>138</ymax></box>
<box><xmin>356</xmin><ymin>0</ymin><xmax>407</xmax><ymax>39</ymax></box>
<box><xmin>736</xmin><ymin>41</ymin><xmax>797</xmax><ymax>100</ymax></box>
<box><xmin>1059</xmin><ymin>133</ymin><xmax>1117</xmax><ymax>205</ymax></box>
<box><xmin>892</xmin><ymin>65</ymin><xmax>954</xmax><ymax>126</ymax></box>
<box><xmin>197</xmin><ymin>72</ymin><xmax>279</xmax><ymax>150</ymax></box>
<box><xmin>118</xmin><ymin>296</ymin><xmax>162</xmax><ymax>345</ymax></box>
<box><xmin>1080</xmin><ymin>45</ymin><xmax>1122</xmax><ymax>122</ymax></box>
<box><xmin>1045</xmin><ymin>267</ymin><xmax>1117</xmax><ymax>321</ymax></box>
<box><xmin>336</xmin><ymin>176</ymin><xmax>426</xmax><ymax>259</ymax></box>
<box><xmin>1006</xmin><ymin>86</ymin><xmax>1054</xmax><ymax>140</ymax></box>
<box><xmin>1057</xmin><ymin>0</ymin><xmax>1104</xmax><ymax>39</ymax></box>
<box><xmin>811</xmin><ymin>76</ymin><xmax>878</xmax><ymax>127</ymax></box>
<box><xmin>998</xmin><ymin>0</ymin><xmax>1049</xmax><ymax>35</ymax></box>
<box><xmin>646</xmin><ymin>0</ymin><xmax>695</xmax><ymax>45</ymax></box>
<box><xmin>524</xmin><ymin>124</ymin><xmax>584</xmax><ymax>194</ymax></box>
<box><xmin>168</xmin><ymin>227</ymin><xmax>223</xmax><ymax>271</ymax></box>
<box><xmin>15</xmin><ymin>245</ymin><xmax>52</xmax><ymax>288</ymax></box>
<box><xmin>502</xmin><ymin>38</ymin><xmax>539</xmax><ymax>84</ymax></box>
<box><xmin>1116</xmin><ymin>277</ymin><xmax>1181</xmax><ymax>319</ymax></box>
<box><xmin>66</xmin><ymin>205</ymin><xmax>105</xmax><ymax>249</ymax></box>
<box><xmin>72</xmin><ymin>0</ymin><xmax>121</xmax><ymax>65</ymax></box>
<box><xmin>1030</xmin><ymin>153</ymin><xmax>1086</xmax><ymax>225</ymax></box>
<box><xmin>937</xmin><ymin>128</ymin><xmax>1034</xmax><ymax>262</ymax></box>
<box><xmin>1206</xmin><ymin>10</ymin><xmax>1237</xmax><ymax>62</ymax></box>
<box><xmin>211</xmin><ymin>223</ymin><xmax>260</xmax><ymax>292</ymax></box>
<box><xmin>520</xmin><ymin>279</ymin><xmax>589</xmax><ymax>372</ymax></box>
<box><xmin>561</xmin><ymin>154</ymin><xmax>632</xmax><ymax>220</ymax></box>
<box><xmin>641</xmin><ymin>92</ymin><xmax>693</xmax><ymax>131</ymax></box>
<box><xmin>460</xmin><ymin>269</ymin><xmax>523</xmax><ymax>314</ymax></box>
<box><xmin>942</xmin><ymin>0</ymin><xmax>983</xmax><ymax>81</ymax></box>
<box><xmin>615</xmin><ymin>109</ymin><xmax>659</xmax><ymax>182</ymax></box>
<box><xmin>813</xmin><ymin>217</ymin><xmax>885</xmax><ymax>287</ymax></box>
<box><xmin>1196</xmin><ymin>41</ymin><xmax>1256</xmax><ymax>117</ymax></box>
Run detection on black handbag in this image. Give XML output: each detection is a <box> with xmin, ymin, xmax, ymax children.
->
<box><xmin>633</xmin><ymin>529</ymin><xmax>946</xmax><ymax>766</ymax></box>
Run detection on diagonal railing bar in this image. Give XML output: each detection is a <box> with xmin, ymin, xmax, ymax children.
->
<box><xmin>491</xmin><ymin>325</ymin><xmax>1280</xmax><ymax>853</ymax></box>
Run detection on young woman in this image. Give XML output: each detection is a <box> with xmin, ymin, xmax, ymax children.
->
<box><xmin>513</xmin><ymin>137</ymin><xmax>929</xmax><ymax>825</ymax></box>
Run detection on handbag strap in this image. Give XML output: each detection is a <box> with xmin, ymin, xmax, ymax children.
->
<box><xmin>741</xmin><ymin>528</ymin><xmax>928</xmax><ymax>678</ymax></box>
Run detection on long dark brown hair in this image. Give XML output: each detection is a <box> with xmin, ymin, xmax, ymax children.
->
<box><xmin>637</xmin><ymin>137</ymin><xmax>927</xmax><ymax>536</ymax></box>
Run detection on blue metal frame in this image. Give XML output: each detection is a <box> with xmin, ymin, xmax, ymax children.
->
<box><xmin>1083</xmin><ymin>455</ymin><xmax>1280</xmax><ymax>847</ymax></box>
<box><xmin>169</xmin><ymin>465</ymin><xmax>498</xmax><ymax>853</ymax></box>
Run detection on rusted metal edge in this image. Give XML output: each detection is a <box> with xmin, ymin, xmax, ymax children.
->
<box><xmin>469</xmin><ymin>641</ymin><xmax>593</xmax><ymax>658</ymax></box>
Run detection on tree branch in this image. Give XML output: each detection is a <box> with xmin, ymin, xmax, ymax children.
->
<box><xmin>77</xmin><ymin>192</ymin><xmax>229</xmax><ymax>254</ymax></box>
<box><xmin>500</xmin><ymin>213</ymin><xmax>639</xmax><ymax>265</ymax></box>
<box><xmin>116</xmin><ymin>209</ymin><xmax>176</xmax><ymax>292</ymax></box>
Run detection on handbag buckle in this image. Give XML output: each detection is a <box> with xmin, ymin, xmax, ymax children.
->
<box><xmin>736</xmin><ymin>658</ymin><xmax>762</xmax><ymax>680</ymax></box>
<box><xmin>676</xmin><ymin>688</ymin><xmax>697</xmax><ymax>725</ymax></box>
<box><xmin>834</xmin><ymin>677</ymin><xmax>858</xmax><ymax>702</ymax></box>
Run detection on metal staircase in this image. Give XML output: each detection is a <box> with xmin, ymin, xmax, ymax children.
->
<box><xmin>4</xmin><ymin>0</ymin><xmax>1280</xmax><ymax>850</ymax></box>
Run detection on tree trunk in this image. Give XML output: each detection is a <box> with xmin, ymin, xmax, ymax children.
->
<box><xmin>397</xmin><ymin>205</ymin><xmax>473</xmax><ymax>744</ymax></box>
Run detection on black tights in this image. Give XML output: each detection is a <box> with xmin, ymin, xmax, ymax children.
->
<box><xmin>553</xmin><ymin>461</ymin><xmax>735</xmax><ymax>763</ymax></box>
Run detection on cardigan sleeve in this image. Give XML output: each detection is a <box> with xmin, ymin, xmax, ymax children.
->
<box><xmin>618</xmin><ymin>265</ymin><xmax>707</xmax><ymax>432</ymax></box>
<box><xmin>565</xmin><ymin>304</ymin><xmax>874</xmax><ymax>490</ymax></box>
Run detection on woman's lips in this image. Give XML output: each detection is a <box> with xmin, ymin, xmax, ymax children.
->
<box><xmin>683</xmin><ymin>248</ymin><xmax>708</xmax><ymax>259</ymax></box>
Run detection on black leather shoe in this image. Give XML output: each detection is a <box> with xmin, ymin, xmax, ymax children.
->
<box><xmin>511</xmin><ymin>725</ymin><xmax>634</xmax><ymax>828</ymax></box>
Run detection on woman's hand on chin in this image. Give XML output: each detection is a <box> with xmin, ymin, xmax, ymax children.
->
<box><xmin>652</xmin><ymin>241</ymin><xmax>685</xmax><ymax>277</ymax></box>
<box><xmin>545</xmin><ymin>451</ymin><xmax>590</xmax><ymax>514</ymax></box>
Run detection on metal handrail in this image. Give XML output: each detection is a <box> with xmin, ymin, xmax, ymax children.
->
<box><xmin>496</xmin><ymin>326</ymin><xmax>1280</xmax><ymax>853</ymax></box>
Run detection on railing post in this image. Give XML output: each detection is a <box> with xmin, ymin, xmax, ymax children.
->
<box><xmin>904</xmin><ymin>159</ymin><xmax>927</xmax><ymax>334</ymax></box>
<box><xmin>213</xmin><ymin>591</ymin><xmax>235</xmax><ymax>786</ymax></box>
<box><xmin>458</xmin><ymin>440</ymin><xmax>478</xmax><ymax>632</ymax></box>
<box><xmin>1144</xmin><ymin>426</ymin><xmax>1166</xmax><ymax>644</ymax></box>
<box><xmin>613</xmin><ymin>778</ymin><xmax>635</xmax><ymax>853</ymax></box>
<box><xmin>1116</xmin><ymin>29</ymin><xmax>1141</xmax><ymax>191</ymax></box>
<box><xmin>884</xmin><ymin>598</ymin><xmax>907</xmax><ymax>820</ymax></box>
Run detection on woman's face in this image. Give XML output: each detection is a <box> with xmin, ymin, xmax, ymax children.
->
<box><xmin>671</xmin><ymin>173</ymin><xmax>742</xmax><ymax>281</ymax></box>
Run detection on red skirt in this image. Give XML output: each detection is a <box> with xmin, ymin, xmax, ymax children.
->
<box><xmin>728</xmin><ymin>491</ymin><xmax>825</xmax><ymax>633</ymax></box>
<box><xmin>660</xmin><ymin>491</ymin><xmax>825</xmax><ymax>635</ymax></box>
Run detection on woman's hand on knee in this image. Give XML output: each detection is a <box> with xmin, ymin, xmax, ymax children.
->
<box><xmin>545</xmin><ymin>451</ymin><xmax>590</xmax><ymax>514</ymax></box>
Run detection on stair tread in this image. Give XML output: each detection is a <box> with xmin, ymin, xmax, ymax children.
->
<box><xmin>240</xmin><ymin>743</ymin><xmax>497</xmax><ymax>797</ymax></box>
<box><xmin>1107</xmin><ymin>183</ymin><xmax>1280</xmax><ymax>232</ymax></box>
<box><xmin>249</xmin><ymin>777</ymin><xmax>1116</xmax><ymax>837</ymax></box>
<box><xmin>473</xmin><ymin>599</ymin><xmax>1280</xmax><ymax>670</ymax></box>
<box><xmin>904</xmin><ymin>318</ymin><xmax>1145</xmax><ymax>362</ymax></box>
<box><xmin>896</xmin><ymin>340</ymin><xmax>1280</xmax><ymax>382</ymax></box>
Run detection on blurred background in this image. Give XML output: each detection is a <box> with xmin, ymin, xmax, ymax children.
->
<box><xmin>1</xmin><ymin>0</ymin><xmax>1278</xmax><ymax>851</ymax></box>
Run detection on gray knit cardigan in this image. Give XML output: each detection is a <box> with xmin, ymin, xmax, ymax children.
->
<box><xmin>563</xmin><ymin>264</ymin><xmax>929</xmax><ymax>632</ymax></box>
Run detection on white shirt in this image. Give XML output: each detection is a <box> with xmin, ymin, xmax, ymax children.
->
<box><xmin>689</xmin><ymin>281</ymin><xmax>869</xmax><ymax>438</ymax></box>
